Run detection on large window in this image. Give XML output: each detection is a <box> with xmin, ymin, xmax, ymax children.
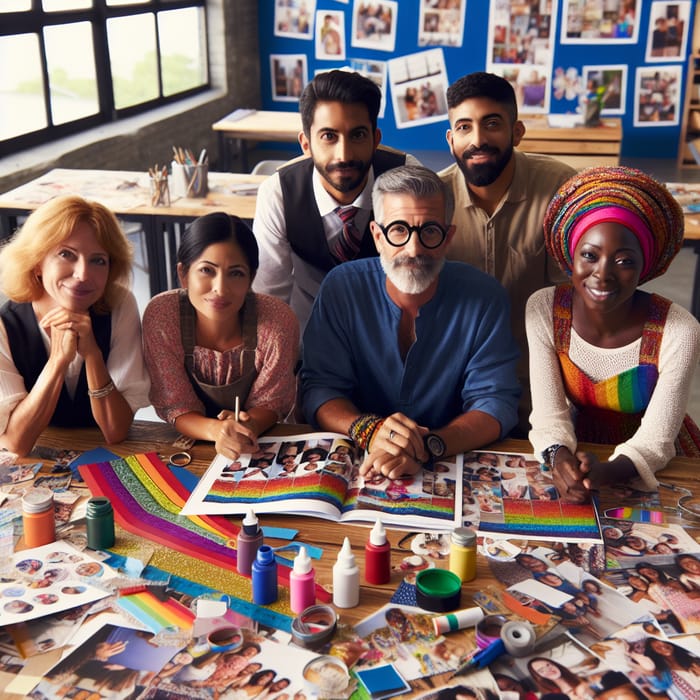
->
<box><xmin>0</xmin><ymin>0</ymin><xmax>209</xmax><ymax>156</ymax></box>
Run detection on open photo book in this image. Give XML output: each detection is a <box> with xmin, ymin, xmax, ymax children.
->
<box><xmin>180</xmin><ymin>432</ymin><xmax>462</xmax><ymax>530</ymax></box>
<box><xmin>181</xmin><ymin>433</ymin><xmax>603</xmax><ymax>542</ymax></box>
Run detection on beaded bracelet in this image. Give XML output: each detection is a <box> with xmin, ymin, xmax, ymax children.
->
<box><xmin>88</xmin><ymin>380</ymin><xmax>115</xmax><ymax>399</ymax></box>
<box><xmin>349</xmin><ymin>413</ymin><xmax>383</xmax><ymax>450</ymax></box>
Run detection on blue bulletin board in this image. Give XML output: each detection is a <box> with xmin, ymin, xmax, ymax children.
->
<box><xmin>257</xmin><ymin>1</ymin><xmax>696</xmax><ymax>160</ymax></box>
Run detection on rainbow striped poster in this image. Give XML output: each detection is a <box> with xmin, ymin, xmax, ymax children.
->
<box><xmin>181</xmin><ymin>432</ymin><xmax>462</xmax><ymax>531</ymax></box>
<box><xmin>464</xmin><ymin>451</ymin><xmax>603</xmax><ymax>543</ymax></box>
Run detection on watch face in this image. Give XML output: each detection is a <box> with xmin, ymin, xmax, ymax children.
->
<box><xmin>426</xmin><ymin>434</ymin><xmax>445</xmax><ymax>458</ymax></box>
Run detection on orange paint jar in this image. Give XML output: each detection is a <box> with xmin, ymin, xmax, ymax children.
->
<box><xmin>22</xmin><ymin>487</ymin><xmax>56</xmax><ymax>548</ymax></box>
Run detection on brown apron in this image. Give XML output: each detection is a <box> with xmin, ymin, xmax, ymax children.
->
<box><xmin>178</xmin><ymin>289</ymin><xmax>258</xmax><ymax>417</ymax></box>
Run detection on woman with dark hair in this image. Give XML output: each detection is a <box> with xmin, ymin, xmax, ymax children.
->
<box><xmin>143</xmin><ymin>212</ymin><xmax>298</xmax><ymax>459</ymax></box>
<box><xmin>527</xmin><ymin>657</ymin><xmax>590</xmax><ymax>698</ymax></box>
<box><xmin>0</xmin><ymin>195</ymin><xmax>149</xmax><ymax>455</ymax></box>
<box><xmin>640</xmin><ymin>637</ymin><xmax>699</xmax><ymax>698</ymax></box>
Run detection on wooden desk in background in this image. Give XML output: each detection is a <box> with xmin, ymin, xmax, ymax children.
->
<box><xmin>211</xmin><ymin>110</ymin><xmax>622</xmax><ymax>172</ymax></box>
<box><xmin>681</xmin><ymin>213</ymin><xmax>700</xmax><ymax>319</ymax></box>
<box><xmin>0</xmin><ymin>169</ymin><xmax>265</xmax><ymax>296</ymax></box>
<box><xmin>2</xmin><ymin>421</ymin><xmax>699</xmax><ymax>698</ymax></box>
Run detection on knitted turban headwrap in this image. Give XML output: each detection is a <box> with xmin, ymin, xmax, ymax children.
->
<box><xmin>543</xmin><ymin>166</ymin><xmax>684</xmax><ymax>284</ymax></box>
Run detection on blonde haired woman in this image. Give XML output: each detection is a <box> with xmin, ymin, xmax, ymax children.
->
<box><xmin>0</xmin><ymin>195</ymin><xmax>150</xmax><ymax>454</ymax></box>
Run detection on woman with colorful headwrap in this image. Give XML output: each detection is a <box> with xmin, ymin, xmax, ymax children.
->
<box><xmin>526</xmin><ymin>166</ymin><xmax>700</xmax><ymax>503</ymax></box>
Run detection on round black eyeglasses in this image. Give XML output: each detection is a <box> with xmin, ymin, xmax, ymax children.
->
<box><xmin>376</xmin><ymin>221</ymin><xmax>448</xmax><ymax>249</ymax></box>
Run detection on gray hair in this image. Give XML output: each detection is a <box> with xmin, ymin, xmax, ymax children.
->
<box><xmin>372</xmin><ymin>165</ymin><xmax>454</xmax><ymax>225</ymax></box>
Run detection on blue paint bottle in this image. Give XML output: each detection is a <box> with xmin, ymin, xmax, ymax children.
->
<box><xmin>251</xmin><ymin>544</ymin><xmax>278</xmax><ymax>605</ymax></box>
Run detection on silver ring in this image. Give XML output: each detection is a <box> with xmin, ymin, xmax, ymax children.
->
<box><xmin>389</xmin><ymin>430</ymin><xmax>396</xmax><ymax>441</ymax></box>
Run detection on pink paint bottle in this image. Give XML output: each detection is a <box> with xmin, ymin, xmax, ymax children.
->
<box><xmin>289</xmin><ymin>546</ymin><xmax>316</xmax><ymax>613</ymax></box>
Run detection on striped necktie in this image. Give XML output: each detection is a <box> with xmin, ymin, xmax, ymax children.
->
<box><xmin>333</xmin><ymin>206</ymin><xmax>362</xmax><ymax>262</ymax></box>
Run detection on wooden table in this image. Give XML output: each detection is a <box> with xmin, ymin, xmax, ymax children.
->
<box><xmin>3</xmin><ymin>421</ymin><xmax>699</xmax><ymax>698</ymax></box>
<box><xmin>17</xmin><ymin>421</ymin><xmax>700</xmax><ymax>626</ymax></box>
<box><xmin>518</xmin><ymin>116</ymin><xmax>622</xmax><ymax>170</ymax></box>
<box><xmin>211</xmin><ymin>110</ymin><xmax>622</xmax><ymax>173</ymax></box>
<box><xmin>0</xmin><ymin>169</ymin><xmax>265</xmax><ymax>296</ymax></box>
<box><xmin>212</xmin><ymin>110</ymin><xmax>302</xmax><ymax>172</ymax></box>
<box><xmin>681</xmin><ymin>213</ymin><xmax>700</xmax><ymax>319</ymax></box>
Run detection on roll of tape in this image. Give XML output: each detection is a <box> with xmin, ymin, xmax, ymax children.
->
<box><xmin>207</xmin><ymin>626</ymin><xmax>243</xmax><ymax>652</ymax></box>
<box><xmin>475</xmin><ymin>614</ymin><xmax>507</xmax><ymax>649</ymax></box>
<box><xmin>500</xmin><ymin>620</ymin><xmax>536</xmax><ymax>657</ymax></box>
<box><xmin>291</xmin><ymin>604</ymin><xmax>338</xmax><ymax>649</ymax></box>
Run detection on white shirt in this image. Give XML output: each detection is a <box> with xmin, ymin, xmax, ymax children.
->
<box><xmin>526</xmin><ymin>286</ymin><xmax>700</xmax><ymax>489</ymax></box>
<box><xmin>252</xmin><ymin>154</ymin><xmax>420</xmax><ymax>330</ymax></box>
<box><xmin>0</xmin><ymin>290</ymin><xmax>151</xmax><ymax>433</ymax></box>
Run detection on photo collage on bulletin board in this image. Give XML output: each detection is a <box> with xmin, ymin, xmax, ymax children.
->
<box><xmin>265</xmin><ymin>0</ymin><xmax>693</xmax><ymax>138</ymax></box>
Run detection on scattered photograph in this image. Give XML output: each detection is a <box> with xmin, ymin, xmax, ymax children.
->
<box><xmin>351</xmin><ymin>0</ymin><xmax>398</xmax><ymax>53</ymax></box>
<box><xmin>418</xmin><ymin>0</ymin><xmax>466</xmax><ymax>47</ymax></box>
<box><xmin>645</xmin><ymin>0</ymin><xmax>691</xmax><ymax>62</ymax></box>
<box><xmin>561</xmin><ymin>0</ymin><xmax>639</xmax><ymax>43</ymax></box>
<box><xmin>388</xmin><ymin>48</ymin><xmax>448</xmax><ymax>129</ymax></box>
<box><xmin>316</xmin><ymin>9</ymin><xmax>345</xmax><ymax>60</ymax></box>
<box><xmin>582</xmin><ymin>64</ymin><xmax>627</xmax><ymax>114</ymax></box>
<box><xmin>274</xmin><ymin>0</ymin><xmax>315</xmax><ymax>40</ymax></box>
<box><xmin>270</xmin><ymin>54</ymin><xmax>308</xmax><ymax>102</ymax></box>
<box><xmin>634</xmin><ymin>65</ymin><xmax>681</xmax><ymax>126</ymax></box>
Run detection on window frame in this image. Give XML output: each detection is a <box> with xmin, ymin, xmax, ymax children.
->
<box><xmin>0</xmin><ymin>0</ymin><xmax>209</xmax><ymax>156</ymax></box>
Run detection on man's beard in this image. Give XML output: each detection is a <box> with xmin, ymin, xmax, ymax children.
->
<box><xmin>314</xmin><ymin>157</ymin><xmax>372</xmax><ymax>194</ymax></box>
<box><xmin>380</xmin><ymin>253</ymin><xmax>444</xmax><ymax>294</ymax></box>
<box><xmin>453</xmin><ymin>142</ymin><xmax>513</xmax><ymax>187</ymax></box>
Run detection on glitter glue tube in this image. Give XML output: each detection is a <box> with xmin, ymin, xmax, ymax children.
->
<box><xmin>365</xmin><ymin>517</ymin><xmax>391</xmax><ymax>584</ymax></box>
<box><xmin>237</xmin><ymin>508</ymin><xmax>264</xmax><ymax>576</ymax></box>
<box><xmin>449</xmin><ymin>527</ymin><xmax>476</xmax><ymax>582</ymax></box>
<box><xmin>333</xmin><ymin>537</ymin><xmax>360</xmax><ymax>608</ymax></box>
<box><xmin>432</xmin><ymin>606</ymin><xmax>485</xmax><ymax>635</ymax></box>
<box><xmin>22</xmin><ymin>487</ymin><xmax>56</xmax><ymax>548</ymax></box>
<box><xmin>290</xmin><ymin>546</ymin><xmax>316</xmax><ymax>614</ymax></box>
<box><xmin>86</xmin><ymin>496</ymin><xmax>115</xmax><ymax>550</ymax></box>
<box><xmin>251</xmin><ymin>545</ymin><xmax>278</xmax><ymax>605</ymax></box>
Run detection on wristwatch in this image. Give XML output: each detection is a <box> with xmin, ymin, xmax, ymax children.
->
<box><xmin>542</xmin><ymin>444</ymin><xmax>564</xmax><ymax>468</ymax></box>
<box><xmin>424</xmin><ymin>433</ymin><xmax>446</xmax><ymax>460</ymax></box>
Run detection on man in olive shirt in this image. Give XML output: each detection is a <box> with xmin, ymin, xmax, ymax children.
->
<box><xmin>440</xmin><ymin>71</ymin><xmax>576</xmax><ymax>435</ymax></box>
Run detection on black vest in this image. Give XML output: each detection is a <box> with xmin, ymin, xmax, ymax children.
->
<box><xmin>0</xmin><ymin>301</ymin><xmax>112</xmax><ymax>427</ymax></box>
<box><xmin>279</xmin><ymin>148</ymin><xmax>407</xmax><ymax>273</ymax></box>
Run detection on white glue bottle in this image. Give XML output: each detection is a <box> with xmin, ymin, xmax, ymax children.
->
<box><xmin>333</xmin><ymin>537</ymin><xmax>360</xmax><ymax>608</ymax></box>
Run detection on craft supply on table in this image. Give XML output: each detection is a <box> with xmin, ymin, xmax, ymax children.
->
<box><xmin>415</xmin><ymin>568</ymin><xmax>462</xmax><ymax>612</ymax></box>
<box><xmin>252</xmin><ymin>544</ymin><xmax>278</xmax><ymax>605</ymax></box>
<box><xmin>500</xmin><ymin>620</ymin><xmax>536</xmax><ymax>657</ymax></box>
<box><xmin>148</xmin><ymin>165</ymin><xmax>170</xmax><ymax>206</ymax></box>
<box><xmin>333</xmin><ymin>536</ymin><xmax>360</xmax><ymax>608</ymax></box>
<box><xmin>168</xmin><ymin>451</ymin><xmax>192</xmax><ymax>468</ymax></box>
<box><xmin>21</xmin><ymin>487</ymin><xmax>55</xmax><ymax>547</ymax></box>
<box><xmin>475</xmin><ymin>613</ymin><xmax>508</xmax><ymax>648</ymax></box>
<box><xmin>237</xmin><ymin>508</ymin><xmax>264</xmax><ymax>576</ymax></box>
<box><xmin>171</xmin><ymin>145</ymin><xmax>209</xmax><ymax>198</ymax></box>
<box><xmin>206</xmin><ymin>625</ymin><xmax>243</xmax><ymax>652</ymax></box>
<box><xmin>289</xmin><ymin>545</ymin><xmax>316</xmax><ymax>613</ymax></box>
<box><xmin>365</xmin><ymin>516</ymin><xmax>391</xmax><ymax>584</ymax></box>
<box><xmin>449</xmin><ymin>526</ymin><xmax>477</xmax><ymax>582</ymax></box>
<box><xmin>290</xmin><ymin>603</ymin><xmax>338</xmax><ymax>649</ymax></box>
<box><xmin>432</xmin><ymin>606</ymin><xmax>485</xmax><ymax>635</ymax></box>
<box><xmin>86</xmin><ymin>496</ymin><xmax>115</xmax><ymax>550</ymax></box>
<box><xmin>302</xmin><ymin>655</ymin><xmax>350</xmax><ymax>698</ymax></box>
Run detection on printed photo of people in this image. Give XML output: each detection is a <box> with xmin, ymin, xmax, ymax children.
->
<box><xmin>388</xmin><ymin>48</ymin><xmax>448</xmax><ymax>128</ymax></box>
<box><xmin>561</xmin><ymin>0</ymin><xmax>639</xmax><ymax>42</ymax></box>
<box><xmin>315</xmin><ymin>10</ymin><xmax>345</xmax><ymax>60</ymax></box>
<box><xmin>645</xmin><ymin>0</ymin><xmax>690</xmax><ymax>62</ymax></box>
<box><xmin>351</xmin><ymin>0</ymin><xmax>397</xmax><ymax>52</ymax></box>
<box><xmin>274</xmin><ymin>0</ymin><xmax>314</xmax><ymax>40</ymax></box>
<box><xmin>270</xmin><ymin>54</ymin><xmax>307</xmax><ymax>102</ymax></box>
<box><xmin>417</xmin><ymin>0</ymin><xmax>466</xmax><ymax>48</ymax></box>
<box><xmin>634</xmin><ymin>65</ymin><xmax>681</xmax><ymax>126</ymax></box>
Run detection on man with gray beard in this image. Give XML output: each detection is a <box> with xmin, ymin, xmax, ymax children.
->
<box><xmin>301</xmin><ymin>165</ymin><xmax>520</xmax><ymax>479</ymax></box>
